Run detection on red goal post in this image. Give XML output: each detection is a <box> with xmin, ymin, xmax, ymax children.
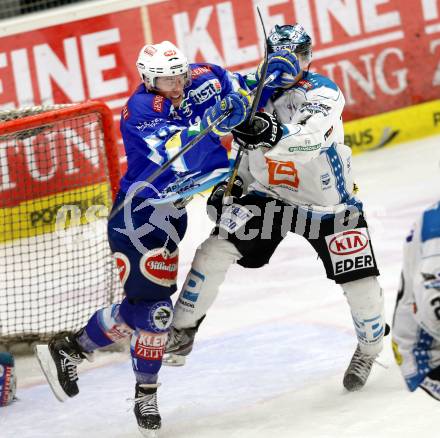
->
<box><xmin>0</xmin><ymin>101</ymin><xmax>124</xmax><ymax>347</ymax></box>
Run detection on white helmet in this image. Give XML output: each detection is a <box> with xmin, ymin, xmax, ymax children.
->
<box><xmin>136</xmin><ymin>41</ymin><xmax>191</xmax><ymax>89</ymax></box>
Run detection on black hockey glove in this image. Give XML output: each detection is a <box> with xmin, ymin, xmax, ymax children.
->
<box><xmin>206</xmin><ymin>176</ymin><xmax>244</xmax><ymax>222</ymax></box>
<box><xmin>232</xmin><ymin>112</ymin><xmax>283</xmax><ymax>150</ymax></box>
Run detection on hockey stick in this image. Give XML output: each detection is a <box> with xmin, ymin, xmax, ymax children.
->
<box><xmin>108</xmin><ymin>74</ymin><xmax>275</xmax><ymax>221</ymax></box>
<box><xmin>224</xmin><ymin>6</ymin><xmax>271</xmax><ymax>197</ymax></box>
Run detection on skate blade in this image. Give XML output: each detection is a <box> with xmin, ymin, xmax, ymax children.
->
<box><xmin>34</xmin><ymin>344</ymin><xmax>68</xmax><ymax>402</ymax></box>
<box><xmin>138</xmin><ymin>426</ymin><xmax>160</xmax><ymax>437</ymax></box>
<box><xmin>161</xmin><ymin>352</ymin><xmax>186</xmax><ymax>367</ymax></box>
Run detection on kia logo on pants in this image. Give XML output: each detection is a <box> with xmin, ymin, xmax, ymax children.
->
<box><xmin>328</xmin><ymin>230</ymin><xmax>369</xmax><ymax>255</ymax></box>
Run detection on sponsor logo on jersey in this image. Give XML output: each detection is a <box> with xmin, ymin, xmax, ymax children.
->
<box><xmin>134</xmin><ymin>332</ymin><xmax>167</xmax><ymax>360</ymax></box>
<box><xmin>152</xmin><ymin>95</ymin><xmax>165</xmax><ymax>113</ymax></box>
<box><xmin>324</xmin><ymin>125</ymin><xmax>334</xmax><ymax>141</ymax></box>
<box><xmin>297</xmin><ymin>79</ymin><xmax>313</xmax><ymax>90</ymax></box>
<box><xmin>114</xmin><ymin>252</ymin><xmax>130</xmax><ymax>286</ymax></box>
<box><xmin>191</xmin><ymin>66</ymin><xmax>211</xmax><ymax>79</ymax></box>
<box><xmin>325</xmin><ymin>228</ymin><xmax>374</xmax><ymax>275</ymax></box>
<box><xmin>320</xmin><ymin>173</ymin><xmax>331</xmax><ymax>190</ymax></box>
<box><xmin>140</xmin><ymin>248</ymin><xmax>178</xmax><ymax>286</ymax></box>
<box><xmin>265</xmin><ymin>158</ymin><xmax>300</xmax><ymax>189</ymax></box>
<box><xmin>179</xmin><ymin>98</ymin><xmax>193</xmax><ymax>117</ymax></box>
<box><xmin>163</xmin><ymin>172</ymin><xmax>200</xmax><ymax>196</ymax></box>
<box><xmin>122</xmin><ymin>105</ymin><xmax>130</xmax><ymax>120</ymax></box>
<box><xmin>422</xmin><ymin>271</ymin><xmax>440</xmax><ymax>290</ymax></box>
<box><xmin>144</xmin><ymin>45</ymin><xmax>157</xmax><ymax>56</ymax></box>
<box><xmin>136</xmin><ymin>118</ymin><xmax>162</xmax><ymax>131</ymax></box>
<box><xmin>149</xmin><ymin>302</ymin><xmax>173</xmax><ymax>332</ymax></box>
<box><xmin>188</xmin><ymin>79</ymin><xmax>221</xmax><ymax>105</ymax></box>
<box><xmin>288</xmin><ymin>142</ymin><xmax>321</xmax><ymax>152</ymax></box>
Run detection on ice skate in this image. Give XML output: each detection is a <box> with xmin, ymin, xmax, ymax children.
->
<box><xmin>162</xmin><ymin>325</ymin><xmax>199</xmax><ymax>366</ymax></box>
<box><xmin>134</xmin><ymin>383</ymin><xmax>161</xmax><ymax>437</ymax></box>
<box><xmin>343</xmin><ymin>344</ymin><xmax>376</xmax><ymax>391</ymax></box>
<box><xmin>35</xmin><ymin>331</ymin><xmax>90</xmax><ymax>402</ymax></box>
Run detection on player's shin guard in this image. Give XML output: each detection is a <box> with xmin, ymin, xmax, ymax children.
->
<box><xmin>342</xmin><ymin>276</ymin><xmax>385</xmax><ymax>356</ymax></box>
<box><xmin>172</xmin><ymin>236</ymin><xmax>241</xmax><ymax>329</ymax></box>
<box><xmin>341</xmin><ymin>276</ymin><xmax>385</xmax><ymax>391</ymax></box>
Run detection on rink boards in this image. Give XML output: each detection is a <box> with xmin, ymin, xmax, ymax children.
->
<box><xmin>345</xmin><ymin>99</ymin><xmax>440</xmax><ymax>154</ymax></box>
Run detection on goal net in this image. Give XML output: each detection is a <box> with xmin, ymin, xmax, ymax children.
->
<box><xmin>0</xmin><ymin>101</ymin><xmax>123</xmax><ymax>346</ymax></box>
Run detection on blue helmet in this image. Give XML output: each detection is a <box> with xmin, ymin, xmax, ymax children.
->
<box><xmin>267</xmin><ymin>24</ymin><xmax>312</xmax><ymax>68</ymax></box>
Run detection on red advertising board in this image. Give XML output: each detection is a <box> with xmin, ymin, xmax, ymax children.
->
<box><xmin>0</xmin><ymin>0</ymin><xmax>439</xmax><ymax>193</ymax></box>
<box><xmin>0</xmin><ymin>119</ymin><xmax>107</xmax><ymax>207</ymax></box>
<box><xmin>0</xmin><ymin>8</ymin><xmax>143</xmax><ymax>113</ymax></box>
<box><xmin>147</xmin><ymin>0</ymin><xmax>440</xmax><ymax>120</ymax></box>
<box><xmin>1</xmin><ymin>1</ymin><xmax>439</xmax><ymax>121</ymax></box>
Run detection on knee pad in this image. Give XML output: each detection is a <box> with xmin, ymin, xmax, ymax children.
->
<box><xmin>120</xmin><ymin>297</ymin><xmax>173</xmax><ymax>333</ymax></box>
<box><xmin>192</xmin><ymin>235</ymin><xmax>241</xmax><ymax>273</ymax></box>
<box><xmin>342</xmin><ymin>276</ymin><xmax>385</xmax><ymax>356</ymax></box>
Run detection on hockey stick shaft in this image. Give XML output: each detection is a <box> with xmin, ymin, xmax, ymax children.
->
<box><xmin>224</xmin><ymin>6</ymin><xmax>271</xmax><ymax>197</ymax></box>
<box><xmin>108</xmin><ymin>74</ymin><xmax>275</xmax><ymax>220</ymax></box>
<box><xmin>224</xmin><ymin>70</ymin><xmax>279</xmax><ymax>197</ymax></box>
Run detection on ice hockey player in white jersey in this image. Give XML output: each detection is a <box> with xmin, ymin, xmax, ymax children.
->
<box><xmin>392</xmin><ymin>201</ymin><xmax>440</xmax><ymax>400</ymax></box>
<box><xmin>164</xmin><ymin>24</ymin><xmax>388</xmax><ymax>392</ymax></box>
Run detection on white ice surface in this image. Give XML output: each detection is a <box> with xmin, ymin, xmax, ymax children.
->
<box><xmin>1</xmin><ymin>135</ymin><xmax>440</xmax><ymax>437</ymax></box>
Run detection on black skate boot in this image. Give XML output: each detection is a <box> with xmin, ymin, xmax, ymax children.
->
<box><xmin>162</xmin><ymin>317</ymin><xmax>205</xmax><ymax>366</ymax></box>
<box><xmin>134</xmin><ymin>383</ymin><xmax>161</xmax><ymax>437</ymax></box>
<box><xmin>343</xmin><ymin>344</ymin><xmax>376</xmax><ymax>391</ymax></box>
<box><xmin>35</xmin><ymin>331</ymin><xmax>90</xmax><ymax>402</ymax></box>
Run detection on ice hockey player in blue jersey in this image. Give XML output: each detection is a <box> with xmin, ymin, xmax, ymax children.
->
<box><xmin>392</xmin><ymin>201</ymin><xmax>440</xmax><ymax>401</ymax></box>
<box><xmin>35</xmin><ymin>39</ymin><xmax>300</xmax><ymax>437</ymax></box>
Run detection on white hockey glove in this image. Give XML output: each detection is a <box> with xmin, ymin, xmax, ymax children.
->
<box><xmin>0</xmin><ymin>352</ymin><xmax>17</xmax><ymax>407</ymax></box>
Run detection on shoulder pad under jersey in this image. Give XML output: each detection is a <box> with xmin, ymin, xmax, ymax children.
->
<box><xmin>296</xmin><ymin>72</ymin><xmax>339</xmax><ymax>93</ymax></box>
<box><xmin>124</xmin><ymin>84</ymin><xmax>172</xmax><ymax>121</ymax></box>
<box><xmin>190</xmin><ymin>63</ymin><xmax>216</xmax><ymax>80</ymax></box>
